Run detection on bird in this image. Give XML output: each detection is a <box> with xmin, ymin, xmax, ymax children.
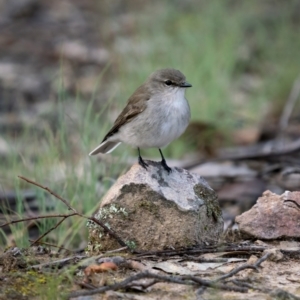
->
<box><xmin>89</xmin><ymin>68</ymin><xmax>192</xmax><ymax>173</ymax></box>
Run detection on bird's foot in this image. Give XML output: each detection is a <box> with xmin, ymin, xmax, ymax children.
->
<box><xmin>138</xmin><ymin>156</ymin><xmax>149</xmax><ymax>170</ymax></box>
<box><xmin>161</xmin><ymin>159</ymin><xmax>172</xmax><ymax>173</ymax></box>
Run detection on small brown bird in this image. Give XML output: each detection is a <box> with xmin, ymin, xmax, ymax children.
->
<box><xmin>89</xmin><ymin>68</ymin><xmax>192</xmax><ymax>173</ymax></box>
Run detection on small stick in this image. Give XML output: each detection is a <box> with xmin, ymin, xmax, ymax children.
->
<box><xmin>0</xmin><ymin>213</ymin><xmax>77</xmax><ymax>227</ymax></box>
<box><xmin>68</xmin><ymin>271</ymin><xmax>247</xmax><ymax>298</ymax></box>
<box><xmin>30</xmin><ymin>217</ymin><xmax>68</xmax><ymax>246</ymax></box>
<box><xmin>69</xmin><ymin>251</ymin><xmax>271</xmax><ymax>298</ymax></box>
<box><xmin>134</xmin><ymin>245</ymin><xmax>267</xmax><ymax>257</ymax></box>
<box><xmin>214</xmin><ymin>252</ymin><xmax>271</xmax><ymax>282</ymax></box>
<box><xmin>28</xmin><ymin>255</ymin><xmax>87</xmax><ymax>270</ymax></box>
<box><xmin>14</xmin><ymin>176</ymin><xmax>128</xmax><ymax>248</ymax></box>
<box><xmin>96</xmin><ymin>246</ymin><xmax>128</xmax><ymax>257</ymax></box>
<box><xmin>18</xmin><ymin>176</ymin><xmax>76</xmax><ymax>212</ymax></box>
<box><xmin>28</xmin><ymin>239</ymin><xmax>72</xmax><ymax>252</ymax></box>
<box><xmin>279</xmin><ymin>75</ymin><xmax>300</xmax><ymax>132</ymax></box>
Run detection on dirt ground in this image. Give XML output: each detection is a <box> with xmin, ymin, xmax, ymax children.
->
<box><xmin>1</xmin><ymin>240</ymin><xmax>300</xmax><ymax>299</ymax></box>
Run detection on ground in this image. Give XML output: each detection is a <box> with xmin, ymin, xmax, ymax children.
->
<box><xmin>1</xmin><ymin>240</ymin><xmax>300</xmax><ymax>299</ymax></box>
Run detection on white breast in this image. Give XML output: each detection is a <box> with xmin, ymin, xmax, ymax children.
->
<box><xmin>158</xmin><ymin>88</ymin><xmax>190</xmax><ymax>146</ymax></box>
<box><xmin>115</xmin><ymin>87</ymin><xmax>191</xmax><ymax>149</ymax></box>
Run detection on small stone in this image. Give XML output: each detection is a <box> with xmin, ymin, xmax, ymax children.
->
<box><xmin>88</xmin><ymin>161</ymin><xmax>223</xmax><ymax>252</ymax></box>
<box><xmin>279</xmin><ymin>241</ymin><xmax>300</xmax><ymax>251</ymax></box>
<box><xmin>254</xmin><ymin>240</ymin><xmax>269</xmax><ymax>247</ymax></box>
<box><xmin>247</xmin><ymin>255</ymin><xmax>258</xmax><ymax>264</ymax></box>
<box><xmin>263</xmin><ymin>249</ymin><xmax>283</xmax><ymax>262</ymax></box>
<box><xmin>235</xmin><ymin>191</ymin><xmax>300</xmax><ymax>239</ymax></box>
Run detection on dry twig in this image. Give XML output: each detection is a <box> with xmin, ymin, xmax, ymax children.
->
<box><xmin>28</xmin><ymin>255</ymin><xmax>87</xmax><ymax>270</ymax></box>
<box><xmin>134</xmin><ymin>244</ymin><xmax>267</xmax><ymax>257</ymax></box>
<box><xmin>68</xmin><ymin>251</ymin><xmax>274</xmax><ymax>298</ymax></box>
<box><xmin>279</xmin><ymin>75</ymin><xmax>300</xmax><ymax>132</ymax></box>
<box><xmin>68</xmin><ymin>271</ymin><xmax>247</xmax><ymax>298</ymax></box>
<box><xmin>0</xmin><ymin>176</ymin><xmax>127</xmax><ymax>248</ymax></box>
<box><xmin>28</xmin><ymin>239</ymin><xmax>73</xmax><ymax>253</ymax></box>
<box><xmin>214</xmin><ymin>252</ymin><xmax>271</xmax><ymax>282</ymax></box>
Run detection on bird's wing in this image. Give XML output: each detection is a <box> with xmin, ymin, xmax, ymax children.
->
<box><xmin>102</xmin><ymin>84</ymin><xmax>150</xmax><ymax>141</ymax></box>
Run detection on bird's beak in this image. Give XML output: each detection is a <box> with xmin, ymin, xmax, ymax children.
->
<box><xmin>180</xmin><ymin>82</ymin><xmax>192</xmax><ymax>88</ymax></box>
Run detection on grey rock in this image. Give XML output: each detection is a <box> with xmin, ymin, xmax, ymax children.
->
<box><xmin>87</xmin><ymin>161</ymin><xmax>223</xmax><ymax>252</ymax></box>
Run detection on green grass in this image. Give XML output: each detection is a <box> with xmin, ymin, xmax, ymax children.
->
<box><xmin>1</xmin><ymin>1</ymin><xmax>300</xmax><ymax>251</ymax></box>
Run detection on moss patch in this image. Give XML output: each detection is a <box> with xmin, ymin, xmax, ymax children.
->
<box><xmin>194</xmin><ymin>184</ymin><xmax>222</xmax><ymax>221</ymax></box>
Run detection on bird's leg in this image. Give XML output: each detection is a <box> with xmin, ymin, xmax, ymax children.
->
<box><xmin>138</xmin><ymin>147</ymin><xmax>148</xmax><ymax>169</ymax></box>
<box><xmin>159</xmin><ymin>149</ymin><xmax>172</xmax><ymax>173</ymax></box>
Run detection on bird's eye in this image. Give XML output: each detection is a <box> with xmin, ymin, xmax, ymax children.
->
<box><xmin>164</xmin><ymin>80</ymin><xmax>172</xmax><ymax>86</ymax></box>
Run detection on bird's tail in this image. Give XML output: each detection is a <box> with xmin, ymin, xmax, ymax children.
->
<box><xmin>89</xmin><ymin>141</ymin><xmax>121</xmax><ymax>155</ymax></box>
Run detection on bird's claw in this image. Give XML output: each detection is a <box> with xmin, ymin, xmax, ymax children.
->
<box><xmin>161</xmin><ymin>159</ymin><xmax>172</xmax><ymax>173</ymax></box>
<box><xmin>138</xmin><ymin>156</ymin><xmax>149</xmax><ymax>170</ymax></box>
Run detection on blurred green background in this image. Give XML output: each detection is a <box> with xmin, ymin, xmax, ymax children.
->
<box><xmin>1</xmin><ymin>0</ymin><xmax>300</xmax><ymax>249</ymax></box>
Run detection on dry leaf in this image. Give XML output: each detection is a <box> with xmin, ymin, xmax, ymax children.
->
<box><xmin>84</xmin><ymin>262</ymin><xmax>118</xmax><ymax>276</ymax></box>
